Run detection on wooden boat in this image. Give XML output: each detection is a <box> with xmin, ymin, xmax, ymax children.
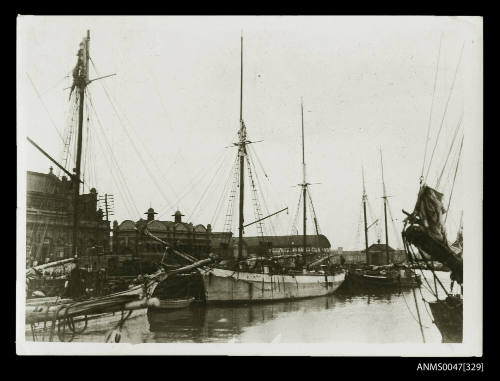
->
<box><xmin>198</xmin><ymin>267</ymin><xmax>345</xmax><ymax>303</ymax></box>
<box><xmin>25</xmin><ymin>266</ymin><xmax>164</xmax><ymax>341</ymax></box>
<box><xmin>194</xmin><ymin>38</ymin><xmax>345</xmax><ymax>302</ymax></box>
<box><xmin>345</xmin><ymin>267</ymin><xmax>421</xmax><ymax>289</ymax></box>
<box><xmin>403</xmin><ymin>201</ymin><xmax>464</xmax><ymax>343</ymax></box>
<box><xmin>25</xmin><ymin>258</ymin><xmax>213</xmax><ymax>341</ymax></box>
<box><xmin>24</xmin><ymin>32</ymin><xmax>216</xmax><ymax>342</ymax></box>
<box><xmin>428</xmin><ymin>296</ymin><xmax>462</xmax><ymax>343</ymax></box>
<box><xmin>345</xmin><ymin>158</ymin><xmax>420</xmax><ymax>290</ymax></box>
<box><xmin>26</xmin><ymin>297</ymin><xmax>157</xmax><ymax>342</ymax></box>
<box><xmin>142</xmin><ymin>38</ymin><xmax>345</xmax><ymax>303</ymax></box>
<box><xmin>402</xmin><ymin>39</ymin><xmax>464</xmax><ymax>343</ymax></box>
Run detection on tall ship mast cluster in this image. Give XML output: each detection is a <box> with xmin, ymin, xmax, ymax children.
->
<box><xmin>144</xmin><ymin>36</ymin><xmax>346</xmax><ymax>302</ymax></box>
<box><xmin>23</xmin><ymin>28</ymin><xmax>466</xmax><ymax>344</ymax></box>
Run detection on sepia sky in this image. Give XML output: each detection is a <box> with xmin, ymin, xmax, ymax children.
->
<box><xmin>17</xmin><ymin>16</ymin><xmax>482</xmax><ymax>250</ymax></box>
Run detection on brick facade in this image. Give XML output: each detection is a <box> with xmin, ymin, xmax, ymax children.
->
<box><xmin>26</xmin><ymin>169</ymin><xmax>110</xmax><ymax>267</ymax></box>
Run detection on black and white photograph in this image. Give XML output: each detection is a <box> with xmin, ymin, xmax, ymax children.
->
<box><xmin>16</xmin><ymin>15</ymin><xmax>482</xmax><ymax>356</ymax></box>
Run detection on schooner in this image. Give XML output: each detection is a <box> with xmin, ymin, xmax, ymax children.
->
<box><xmin>25</xmin><ymin>30</ymin><xmax>212</xmax><ymax>342</ymax></box>
<box><xmin>344</xmin><ymin>154</ymin><xmax>421</xmax><ymax>289</ymax></box>
<box><xmin>193</xmin><ymin>37</ymin><xmax>345</xmax><ymax>302</ymax></box>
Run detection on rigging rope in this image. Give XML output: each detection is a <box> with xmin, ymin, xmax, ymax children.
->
<box><xmin>306</xmin><ymin>187</ymin><xmax>321</xmax><ymax>236</ymax></box>
<box><xmin>386</xmin><ymin>199</ymin><xmax>403</xmax><ymax>249</ymax></box>
<box><xmin>87</xmin><ymin>92</ymin><xmax>137</xmax><ymax>216</ymax></box>
<box><xmin>248</xmin><ymin>151</ymin><xmax>279</xmax><ymax>237</ymax></box>
<box><xmin>87</xmin><ymin>91</ymin><xmax>141</xmax><ymax>218</ymax></box>
<box><xmin>91</xmin><ymin>122</ymin><xmax>135</xmax><ymax>218</ymax></box>
<box><xmin>444</xmin><ymin>135</ymin><xmax>463</xmax><ymax>224</ymax></box>
<box><xmin>399</xmin><ymin>289</ymin><xmax>431</xmax><ymax>329</ymax></box>
<box><xmin>82</xmin><ymin>102</ymin><xmax>92</xmax><ymax>193</ymax></box>
<box><xmin>221</xmin><ymin>155</ymin><xmax>240</xmax><ymax>234</ymax></box>
<box><xmin>28</xmin><ymin>91</ymin><xmax>81</xmax><ymax>261</ymax></box>
<box><xmin>187</xmin><ymin>148</ymin><xmax>233</xmax><ymax>222</ymax></box>
<box><xmin>249</xmin><ymin>144</ymin><xmax>269</xmax><ymax>180</ymax></box>
<box><xmin>366</xmin><ymin>198</ymin><xmax>381</xmax><ymax>243</ymax></box>
<box><xmin>421</xmin><ymin>34</ymin><xmax>442</xmax><ymax>182</ymax></box>
<box><xmin>245</xmin><ymin>155</ymin><xmax>265</xmax><ymax>237</ymax></box>
<box><xmin>89</xmin><ymin>121</ymin><xmax>99</xmax><ymax>191</ymax></box>
<box><xmin>211</xmin><ymin>156</ymin><xmax>238</xmax><ymax>229</ymax></box>
<box><xmin>424</xmin><ymin>42</ymin><xmax>465</xmax><ymax>184</ymax></box>
<box><xmin>418</xmin><ymin>285</ymin><xmax>438</xmax><ymax>324</ymax></box>
<box><xmin>90</xmin><ymin>57</ymin><xmax>176</xmax><ymax>212</ymax></box>
<box><xmin>155</xmin><ymin>145</ymin><xmax>231</xmax><ymax>219</ymax></box>
<box><xmin>106</xmin><ymin>59</ymin><xmax>183</xmax><ymax>206</ymax></box>
<box><xmin>60</xmin><ymin>96</ymin><xmax>79</xmax><ymax>177</ymax></box>
<box><xmin>26</xmin><ymin>72</ymin><xmax>65</xmax><ymax>144</ymax></box>
<box><xmin>354</xmin><ymin>199</ymin><xmax>363</xmax><ymax>249</ymax></box>
<box><xmin>289</xmin><ymin>191</ymin><xmax>303</xmax><ymax>236</ymax></box>
<box><xmin>404</xmin><ymin>237</ymin><xmax>449</xmax><ymax>298</ymax></box>
<box><xmin>436</xmin><ymin>111</ymin><xmax>463</xmax><ymax>190</ymax></box>
<box><xmin>41</xmin><ymin>73</ymin><xmax>71</xmax><ymax>96</ymax></box>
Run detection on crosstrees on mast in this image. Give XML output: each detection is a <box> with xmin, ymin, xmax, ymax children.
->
<box><xmin>301</xmin><ymin>98</ymin><xmax>308</xmax><ymax>256</ymax></box>
<box><xmin>237</xmin><ymin>35</ymin><xmax>246</xmax><ymax>264</ymax></box>
<box><xmin>71</xmin><ymin>29</ymin><xmax>90</xmax><ymax>258</ymax></box>
<box><xmin>288</xmin><ymin>98</ymin><xmax>324</xmax><ymax>259</ymax></box>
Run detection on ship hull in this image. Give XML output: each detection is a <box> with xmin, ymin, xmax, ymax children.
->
<box><xmin>26</xmin><ymin>308</ymin><xmax>149</xmax><ymax>341</ymax></box>
<box><xmin>345</xmin><ymin>271</ymin><xmax>421</xmax><ymax>289</ymax></box>
<box><xmin>428</xmin><ymin>297</ymin><xmax>463</xmax><ymax>343</ymax></box>
<box><xmin>198</xmin><ymin>268</ymin><xmax>345</xmax><ymax>303</ymax></box>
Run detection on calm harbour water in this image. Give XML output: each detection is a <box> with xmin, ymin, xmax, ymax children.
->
<box><xmin>71</xmin><ymin>270</ymin><xmax>451</xmax><ymax>344</ymax></box>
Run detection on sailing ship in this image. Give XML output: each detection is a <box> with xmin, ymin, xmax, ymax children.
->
<box><xmin>403</xmin><ymin>187</ymin><xmax>463</xmax><ymax>342</ymax></box>
<box><xmin>24</xmin><ymin>30</ymin><xmax>211</xmax><ymax>342</ymax></box>
<box><xmin>192</xmin><ymin>37</ymin><xmax>345</xmax><ymax>302</ymax></box>
<box><xmin>345</xmin><ymin>154</ymin><xmax>421</xmax><ymax>289</ymax></box>
<box><xmin>402</xmin><ymin>39</ymin><xmax>464</xmax><ymax>343</ymax></box>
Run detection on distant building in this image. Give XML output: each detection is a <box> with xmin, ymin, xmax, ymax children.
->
<box><xmin>209</xmin><ymin>234</ymin><xmax>331</xmax><ymax>261</ymax></box>
<box><xmin>111</xmin><ymin>208</ymin><xmax>213</xmax><ymax>268</ymax></box>
<box><xmin>332</xmin><ymin>249</ymin><xmax>365</xmax><ymax>264</ymax></box>
<box><xmin>330</xmin><ymin>243</ymin><xmax>407</xmax><ymax>265</ymax></box>
<box><xmin>244</xmin><ymin>235</ymin><xmax>331</xmax><ymax>257</ymax></box>
<box><xmin>26</xmin><ymin>168</ymin><xmax>110</xmax><ymax>267</ymax></box>
<box><xmin>364</xmin><ymin>243</ymin><xmax>395</xmax><ymax>265</ymax></box>
<box><xmin>111</xmin><ymin>210</ymin><xmax>334</xmax><ymax>267</ymax></box>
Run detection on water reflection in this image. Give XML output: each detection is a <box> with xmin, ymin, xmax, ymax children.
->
<box><xmin>147</xmin><ymin>295</ymin><xmax>340</xmax><ymax>343</ymax></box>
<box><xmin>72</xmin><ymin>270</ymin><xmax>451</xmax><ymax>343</ymax></box>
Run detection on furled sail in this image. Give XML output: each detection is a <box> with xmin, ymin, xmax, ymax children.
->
<box><xmin>412</xmin><ymin>185</ymin><xmax>448</xmax><ymax>243</ymax></box>
<box><xmin>69</xmin><ymin>40</ymin><xmax>87</xmax><ymax>99</ymax></box>
<box><xmin>404</xmin><ymin>185</ymin><xmax>463</xmax><ymax>284</ymax></box>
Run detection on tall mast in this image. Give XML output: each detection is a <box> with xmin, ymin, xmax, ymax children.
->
<box><xmin>362</xmin><ymin>166</ymin><xmax>370</xmax><ymax>265</ymax></box>
<box><xmin>237</xmin><ymin>36</ymin><xmax>246</xmax><ymax>264</ymax></box>
<box><xmin>380</xmin><ymin>149</ymin><xmax>389</xmax><ymax>264</ymax></box>
<box><xmin>72</xmin><ymin>30</ymin><xmax>90</xmax><ymax>258</ymax></box>
<box><xmin>301</xmin><ymin>98</ymin><xmax>307</xmax><ymax>257</ymax></box>
<box><xmin>240</xmin><ymin>35</ymin><xmax>243</xmax><ymax>126</ymax></box>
